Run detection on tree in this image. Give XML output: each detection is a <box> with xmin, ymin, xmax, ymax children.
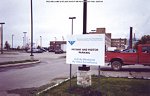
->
<box><xmin>4</xmin><ymin>41</ymin><xmax>10</xmax><ymax>50</ymax></box>
<box><xmin>37</xmin><ymin>45</ymin><xmax>41</xmax><ymax>49</ymax></box>
<box><xmin>134</xmin><ymin>35</ymin><xmax>150</xmax><ymax>49</ymax></box>
<box><xmin>17</xmin><ymin>46</ymin><xmax>21</xmax><ymax>50</ymax></box>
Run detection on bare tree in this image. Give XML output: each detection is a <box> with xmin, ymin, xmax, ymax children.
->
<box><xmin>4</xmin><ymin>41</ymin><xmax>10</xmax><ymax>50</ymax></box>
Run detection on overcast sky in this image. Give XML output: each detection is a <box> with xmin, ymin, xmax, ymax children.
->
<box><xmin>0</xmin><ymin>0</ymin><xmax>150</xmax><ymax>47</ymax></box>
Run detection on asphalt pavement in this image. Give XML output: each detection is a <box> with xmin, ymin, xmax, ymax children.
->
<box><xmin>0</xmin><ymin>51</ymin><xmax>69</xmax><ymax>96</ymax></box>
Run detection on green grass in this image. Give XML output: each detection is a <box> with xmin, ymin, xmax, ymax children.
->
<box><xmin>38</xmin><ymin>76</ymin><xmax>150</xmax><ymax>96</ymax></box>
<box><xmin>0</xmin><ymin>59</ymin><xmax>39</xmax><ymax>65</ymax></box>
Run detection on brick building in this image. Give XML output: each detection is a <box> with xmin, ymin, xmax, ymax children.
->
<box><xmin>111</xmin><ymin>38</ymin><xmax>127</xmax><ymax>49</ymax></box>
<box><xmin>49</xmin><ymin>41</ymin><xmax>66</xmax><ymax>52</ymax></box>
<box><xmin>88</xmin><ymin>28</ymin><xmax>127</xmax><ymax>50</ymax></box>
<box><xmin>89</xmin><ymin>28</ymin><xmax>112</xmax><ymax>49</ymax></box>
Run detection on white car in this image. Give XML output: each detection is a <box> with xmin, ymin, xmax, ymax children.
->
<box><xmin>27</xmin><ymin>48</ymin><xmax>43</xmax><ymax>53</ymax></box>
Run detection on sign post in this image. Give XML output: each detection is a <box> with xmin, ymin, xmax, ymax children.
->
<box><xmin>66</xmin><ymin>34</ymin><xmax>105</xmax><ymax>87</ymax></box>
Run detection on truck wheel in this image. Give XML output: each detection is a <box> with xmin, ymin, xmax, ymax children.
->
<box><xmin>111</xmin><ymin>61</ymin><xmax>122</xmax><ymax>71</ymax></box>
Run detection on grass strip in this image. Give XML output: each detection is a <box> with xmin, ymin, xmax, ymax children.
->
<box><xmin>38</xmin><ymin>76</ymin><xmax>150</xmax><ymax>96</ymax></box>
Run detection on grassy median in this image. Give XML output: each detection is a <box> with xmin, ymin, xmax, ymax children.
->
<box><xmin>38</xmin><ymin>76</ymin><xmax>150</xmax><ymax>96</ymax></box>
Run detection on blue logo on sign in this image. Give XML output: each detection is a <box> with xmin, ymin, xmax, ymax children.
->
<box><xmin>68</xmin><ymin>41</ymin><xmax>75</xmax><ymax>45</ymax></box>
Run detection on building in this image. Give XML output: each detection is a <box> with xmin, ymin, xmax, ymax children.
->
<box><xmin>49</xmin><ymin>41</ymin><xmax>66</xmax><ymax>52</ymax></box>
<box><xmin>89</xmin><ymin>28</ymin><xmax>112</xmax><ymax>49</ymax></box>
<box><xmin>105</xmin><ymin>33</ymin><xmax>111</xmax><ymax>49</ymax></box>
<box><xmin>49</xmin><ymin>28</ymin><xmax>112</xmax><ymax>52</ymax></box>
<box><xmin>111</xmin><ymin>38</ymin><xmax>127</xmax><ymax>49</ymax></box>
<box><xmin>90</xmin><ymin>28</ymin><xmax>128</xmax><ymax>50</ymax></box>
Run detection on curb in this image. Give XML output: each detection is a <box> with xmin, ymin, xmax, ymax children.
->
<box><xmin>37</xmin><ymin>78</ymin><xmax>70</xmax><ymax>95</ymax></box>
<box><xmin>0</xmin><ymin>60</ymin><xmax>41</xmax><ymax>68</ymax></box>
<box><xmin>100</xmin><ymin>71</ymin><xmax>150</xmax><ymax>80</ymax></box>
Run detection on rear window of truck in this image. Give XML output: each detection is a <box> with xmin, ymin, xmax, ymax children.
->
<box><xmin>142</xmin><ymin>46</ymin><xmax>150</xmax><ymax>53</ymax></box>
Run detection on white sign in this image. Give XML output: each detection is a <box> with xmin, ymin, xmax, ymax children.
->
<box><xmin>66</xmin><ymin>34</ymin><xmax>105</xmax><ymax>66</ymax></box>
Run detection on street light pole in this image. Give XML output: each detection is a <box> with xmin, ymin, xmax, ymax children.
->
<box><xmin>23</xmin><ymin>32</ymin><xmax>27</xmax><ymax>47</ymax></box>
<box><xmin>40</xmin><ymin>36</ymin><xmax>42</xmax><ymax>47</ymax></box>
<box><xmin>30</xmin><ymin>0</ymin><xmax>34</xmax><ymax>57</ymax></box>
<box><xmin>69</xmin><ymin>17</ymin><xmax>76</xmax><ymax>88</ymax></box>
<box><xmin>54</xmin><ymin>37</ymin><xmax>57</xmax><ymax>51</ymax></box>
<box><xmin>23</xmin><ymin>37</ymin><xmax>24</xmax><ymax>48</ymax></box>
<box><xmin>0</xmin><ymin>22</ymin><xmax>5</xmax><ymax>54</ymax></box>
<box><xmin>69</xmin><ymin>17</ymin><xmax>76</xmax><ymax>35</ymax></box>
<box><xmin>12</xmin><ymin>34</ymin><xmax>14</xmax><ymax>49</ymax></box>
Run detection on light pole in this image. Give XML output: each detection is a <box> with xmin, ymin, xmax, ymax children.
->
<box><xmin>40</xmin><ymin>36</ymin><xmax>42</xmax><ymax>47</ymax></box>
<box><xmin>69</xmin><ymin>17</ymin><xmax>76</xmax><ymax>88</ymax></box>
<box><xmin>69</xmin><ymin>17</ymin><xmax>76</xmax><ymax>35</ymax></box>
<box><xmin>23</xmin><ymin>37</ymin><xmax>24</xmax><ymax>48</ymax></box>
<box><xmin>54</xmin><ymin>37</ymin><xmax>57</xmax><ymax>51</ymax></box>
<box><xmin>30</xmin><ymin>0</ymin><xmax>34</xmax><ymax>57</ymax></box>
<box><xmin>23</xmin><ymin>32</ymin><xmax>27</xmax><ymax>48</ymax></box>
<box><xmin>0</xmin><ymin>22</ymin><xmax>5</xmax><ymax>54</ymax></box>
<box><xmin>12</xmin><ymin>34</ymin><xmax>14</xmax><ymax>49</ymax></box>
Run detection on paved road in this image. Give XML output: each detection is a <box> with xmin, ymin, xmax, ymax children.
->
<box><xmin>0</xmin><ymin>52</ymin><xmax>78</xmax><ymax>95</ymax></box>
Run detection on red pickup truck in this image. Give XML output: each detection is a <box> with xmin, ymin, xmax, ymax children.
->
<box><xmin>105</xmin><ymin>44</ymin><xmax>150</xmax><ymax>70</ymax></box>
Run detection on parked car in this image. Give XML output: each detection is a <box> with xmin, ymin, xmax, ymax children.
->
<box><xmin>40</xmin><ymin>47</ymin><xmax>47</xmax><ymax>52</ymax></box>
<box><xmin>48</xmin><ymin>48</ymin><xmax>54</xmax><ymax>52</ymax></box>
<box><xmin>27</xmin><ymin>48</ymin><xmax>43</xmax><ymax>53</ymax></box>
<box><xmin>55</xmin><ymin>49</ymin><xmax>63</xmax><ymax>54</ymax></box>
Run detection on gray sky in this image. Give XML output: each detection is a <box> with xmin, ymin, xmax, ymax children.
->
<box><xmin>0</xmin><ymin>0</ymin><xmax>150</xmax><ymax>47</ymax></box>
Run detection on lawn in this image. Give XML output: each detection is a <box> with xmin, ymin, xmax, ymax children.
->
<box><xmin>38</xmin><ymin>76</ymin><xmax>150</xmax><ymax>96</ymax></box>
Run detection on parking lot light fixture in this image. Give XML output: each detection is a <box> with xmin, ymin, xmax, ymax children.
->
<box><xmin>69</xmin><ymin>17</ymin><xmax>76</xmax><ymax>35</ymax></box>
